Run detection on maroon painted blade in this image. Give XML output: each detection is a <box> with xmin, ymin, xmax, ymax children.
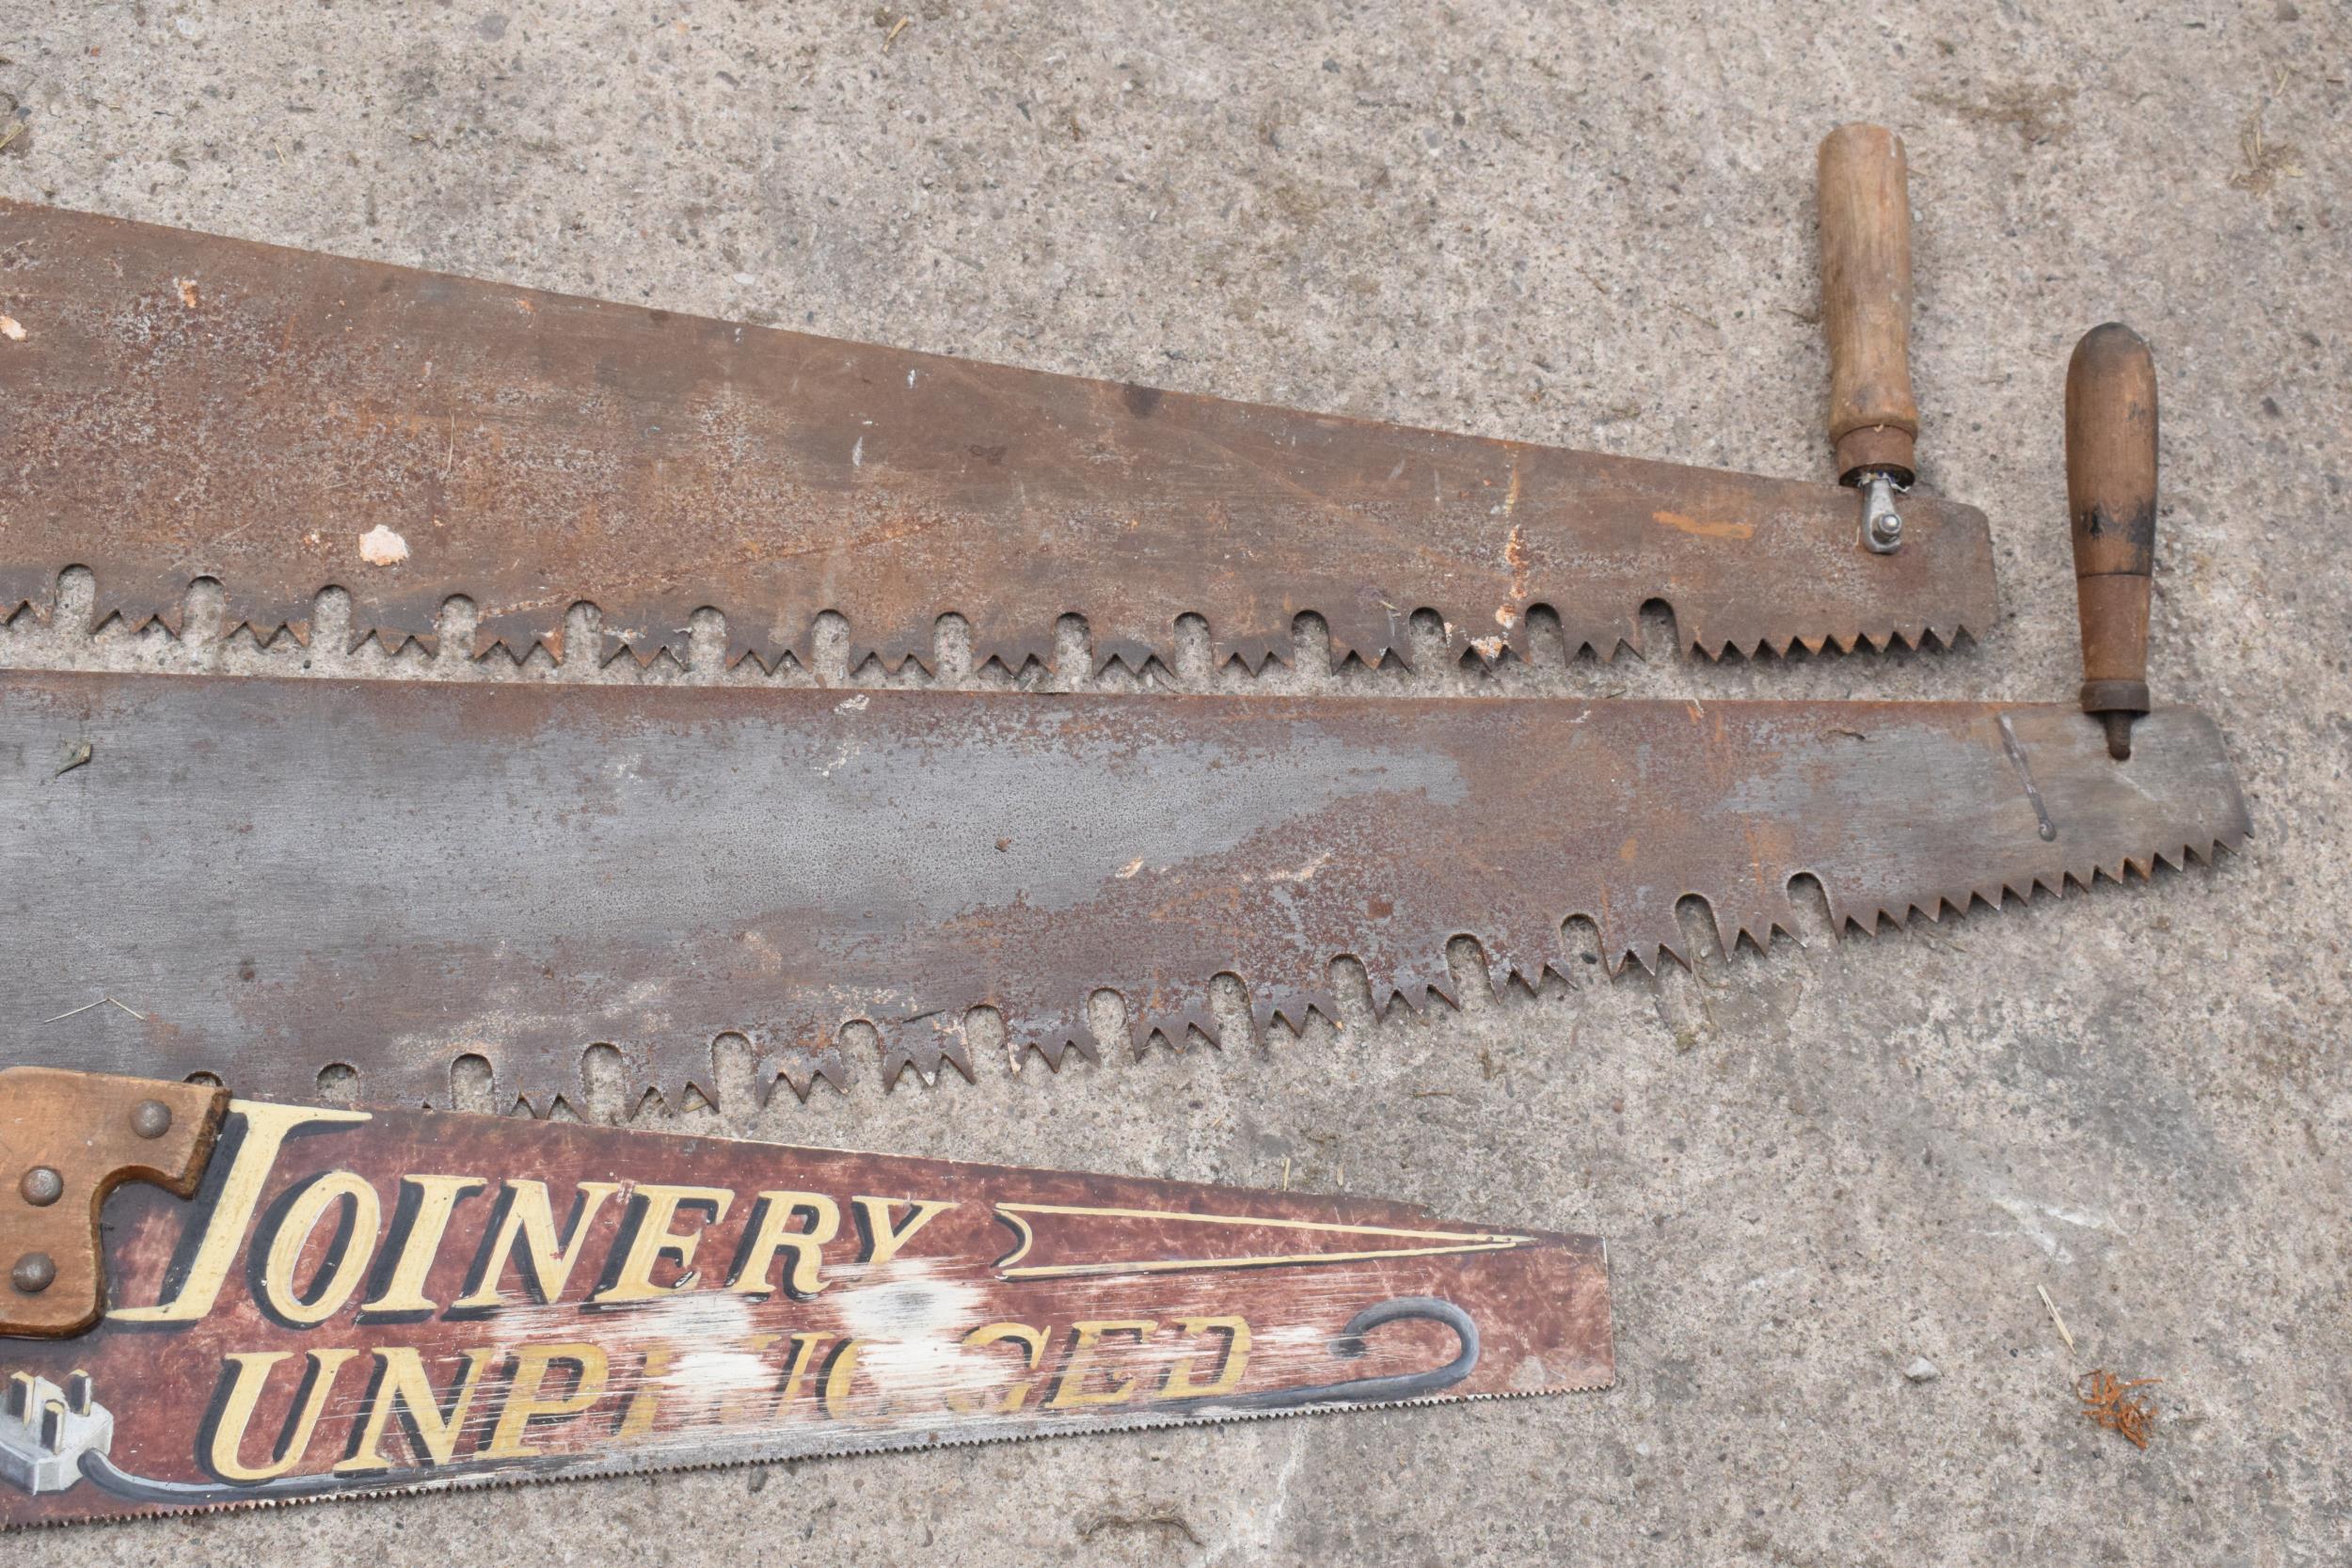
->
<box><xmin>0</xmin><ymin>671</ymin><xmax>2246</xmax><ymax>1115</ymax></box>
<box><xmin>0</xmin><ymin>1072</ymin><xmax>1610</xmax><ymax>1528</ymax></box>
<box><xmin>0</xmin><ymin>199</ymin><xmax>1994</xmax><ymax>673</ymax></box>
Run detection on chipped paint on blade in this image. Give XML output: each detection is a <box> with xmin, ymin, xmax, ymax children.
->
<box><xmin>0</xmin><ymin>199</ymin><xmax>1995</xmax><ymax>673</ymax></box>
<box><xmin>0</xmin><ymin>672</ymin><xmax>2247</xmax><ymax>1113</ymax></box>
<box><xmin>0</xmin><ymin>1093</ymin><xmax>1611</xmax><ymax>1528</ymax></box>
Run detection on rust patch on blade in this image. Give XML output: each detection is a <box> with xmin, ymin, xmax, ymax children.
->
<box><xmin>0</xmin><ymin>673</ymin><xmax>2247</xmax><ymax>1116</ymax></box>
<box><xmin>0</xmin><ymin>1092</ymin><xmax>1610</xmax><ymax>1528</ymax></box>
<box><xmin>0</xmin><ymin>199</ymin><xmax>1994</xmax><ymax>672</ymax></box>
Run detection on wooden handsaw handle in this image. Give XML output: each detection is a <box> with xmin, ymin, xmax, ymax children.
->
<box><xmin>2067</xmin><ymin>323</ymin><xmax>2160</xmax><ymax>761</ymax></box>
<box><xmin>1818</xmin><ymin>123</ymin><xmax>1919</xmax><ymax>489</ymax></box>
<box><xmin>0</xmin><ymin>1070</ymin><xmax>229</xmax><ymax>1338</ymax></box>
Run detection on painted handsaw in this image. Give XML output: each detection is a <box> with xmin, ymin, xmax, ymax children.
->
<box><xmin>0</xmin><ymin>329</ymin><xmax>2241</xmax><ymax>1114</ymax></box>
<box><xmin>0</xmin><ymin>128</ymin><xmax>1992</xmax><ymax>673</ymax></box>
<box><xmin>0</xmin><ymin>1068</ymin><xmax>1611</xmax><ymax>1528</ymax></box>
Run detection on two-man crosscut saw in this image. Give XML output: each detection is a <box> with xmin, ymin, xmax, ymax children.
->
<box><xmin>0</xmin><ymin>325</ymin><xmax>2243</xmax><ymax>1116</ymax></box>
<box><xmin>0</xmin><ymin>1068</ymin><xmax>1612</xmax><ymax>1528</ymax></box>
<box><xmin>0</xmin><ymin>130</ymin><xmax>1992</xmax><ymax>673</ymax></box>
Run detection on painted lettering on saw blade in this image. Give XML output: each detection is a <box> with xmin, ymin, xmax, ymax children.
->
<box><xmin>47</xmin><ymin>1101</ymin><xmax>1502</xmax><ymax>1497</ymax></box>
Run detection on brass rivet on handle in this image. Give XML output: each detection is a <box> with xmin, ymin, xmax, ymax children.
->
<box><xmin>130</xmin><ymin>1099</ymin><xmax>173</xmax><ymax>1139</ymax></box>
<box><xmin>10</xmin><ymin>1253</ymin><xmax>56</xmax><ymax>1294</ymax></box>
<box><xmin>17</xmin><ymin>1167</ymin><xmax>61</xmax><ymax>1207</ymax></box>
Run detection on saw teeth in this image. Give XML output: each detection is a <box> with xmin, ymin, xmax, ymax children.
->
<box><xmin>1131</xmin><ymin>1003</ymin><xmax>1220</xmax><ymax>1053</ymax></box>
<box><xmin>875</xmin><ymin>1016</ymin><xmax>976</xmax><ymax>1091</ymax></box>
<box><xmin>846</xmin><ymin>634</ymin><xmax>937</xmax><ymax>679</ymax></box>
<box><xmin>1255</xmin><ymin>987</ymin><xmax>1341</xmax><ymax>1037</ymax></box>
<box><xmin>20</xmin><ymin>566</ymin><xmax>1989</xmax><ymax>679</ymax></box>
<box><xmin>398</xmin><ymin>829</ymin><xmax>2245</xmax><ymax>1125</ymax></box>
<box><xmin>1011</xmin><ymin>1030</ymin><xmax>1096</xmax><ymax>1074</ymax></box>
<box><xmin>735</xmin><ymin>1026</ymin><xmax>851</xmax><ymax>1104</ymax></box>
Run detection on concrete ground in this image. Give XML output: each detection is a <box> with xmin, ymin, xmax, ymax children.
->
<box><xmin>2</xmin><ymin>2</ymin><xmax>2346</xmax><ymax>1562</ymax></box>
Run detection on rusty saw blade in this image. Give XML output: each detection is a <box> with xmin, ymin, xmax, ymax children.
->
<box><xmin>0</xmin><ymin>199</ymin><xmax>1994</xmax><ymax>673</ymax></box>
<box><xmin>0</xmin><ymin>1067</ymin><xmax>1611</xmax><ymax>1528</ymax></box>
<box><xmin>1</xmin><ymin>670</ymin><xmax>2245</xmax><ymax>1112</ymax></box>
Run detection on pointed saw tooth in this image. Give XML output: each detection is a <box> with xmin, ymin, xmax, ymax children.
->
<box><xmin>995</xmin><ymin>995</ymin><xmax>1101</xmax><ymax>1072</ymax></box>
<box><xmin>1254</xmin><ymin>987</ymin><xmax>1338</xmax><ymax>1037</ymax></box>
<box><xmin>847</xmin><ymin>627</ymin><xmax>937</xmax><ymax>678</ymax></box>
<box><xmin>347</xmin><ymin>625</ymin><xmax>430</xmax><ymax>658</ymax></box>
<box><xmin>86</xmin><ymin>562</ymin><xmax>192</xmax><ymax>638</ymax></box>
<box><xmin>219</xmin><ymin>589</ymin><xmax>321</xmax><ymax>650</ymax></box>
<box><xmin>873</xmin><ymin>1013</ymin><xmax>974</xmax><ymax>1090</ymax></box>
<box><xmin>1090</xmin><ymin>636</ymin><xmax>1160</xmax><ymax>679</ymax></box>
<box><xmin>1608</xmin><ymin>944</ymin><xmax>1659</xmax><ymax>976</ymax></box>
<box><xmin>733</xmin><ymin>1022</ymin><xmax>854</xmax><ymax>1102</ymax></box>
<box><xmin>1011</xmin><ymin>1028</ymin><xmax>1097</xmax><ymax>1073</ymax></box>
<box><xmin>469</xmin><ymin>606</ymin><xmax>564</xmax><ymax>664</ymax></box>
<box><xmin>236</xmin><ymin>614</ymin><xmax>313</xmax><ymax>650</ymax></box>
<box><xmin>1211</xmin><ymin>631</ymin><xmax>1288</xmax><ymax>674</ymax></box>
<box><xmin>952</xmin><ymin>601</ymin><xmax>1052</xmax><ymax>676</ymax></box>
<box><xmin>1415</xmin><ymin>974</ymin><xmax>1461</xmax><ymax>1015</ymax></box>
<box><xmin>119</xmin><ymin>601</ymin><xmax>183</xmax><ymax>639</ymax></box>
<box><xmin>722</xmin><ymin>630</ymin><xmax>789</xmax><ymax>676</ymax></box>
<box><xmin>1486</xmin><ymin>950</ymin><xmax>1552</xmax><ymax>996</ymax></box>
<box><xmin>1599</xmin><ymin>905</ymin><xmax>1690</xmax><ymax>977</ymax></box>
<box><xmin>340</xmin><ymin>596</ymin><xmax>445</xmax><ymax>657</ymax></box>
<box><xmin>1130</xmin><ymin>1000</ymin><xmax>1219</xmax><ymax>1053</ymax></box>
<box><xmin>1356</xmin><ymin>952</ymin><xmax>1450</xmax><ymax>1019</ymax></box>
<box><xmin>606</xmin><ymin>633</ymin><xmax>677</xmax><ymax>671</ymax></box>
<box><xmin>0</xmin><ymin>562</ymin><xmax>53</xmax><ymax>624</ymax></box>
<box><xmin>1316</xmin><ymin>605</ymin><xmax>1403</xmax><ymax>673</ymax></box>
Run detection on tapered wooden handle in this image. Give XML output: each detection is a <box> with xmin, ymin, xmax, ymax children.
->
<box><xmin>2066</xmin><ymin>323</ymin><xmax>2159</xmax><ymax>759</ymax></box>
<box><xmin>1819</xmin><ymin>124</ymin><xmax>1918</xmax><ymax>484</ymax></box>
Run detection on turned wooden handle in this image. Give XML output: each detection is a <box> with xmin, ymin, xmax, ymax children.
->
<box><xmin>2066</xmin><ymin>323</ymin><xmax>2159</xmax><ymax>759</ymax></box>
<box><xmin>1819</xmin><ymin>124</ymin><xmax>1919</xmax><ymax>484</ymax></box>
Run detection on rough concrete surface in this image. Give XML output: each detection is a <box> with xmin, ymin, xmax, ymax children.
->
<box><xmin>0</xmin><ymin>2</ymin><xmax>2345</xmax><ymax>1563</ymax></box>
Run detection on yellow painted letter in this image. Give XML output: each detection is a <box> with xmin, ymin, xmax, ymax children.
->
<box><xmin>258</xmin><ymin>1172</ymin><xmax>382</xmax><ymax>1327</ymax></box>
<box><xmin>591</xmin><ymin>1186</ymin><xmax>733</xmax><ymax>1304</ymax></box>
<box><xmin>1047</xmin><ymin>1320</ymin><xmax>1156</xmax><ymax>1409</ymax></box>
<box><xmin>1159</xmin><ymin>1316</ymin><xmax>1251</xmax><ymax>1399</ymax></box>
<box><xmin>359</xmin><ymin>1176</ymin><xmax>486</xmax><ymax>1317</ymax></box>
<box><xmin>113</xmin><ymin>1101</ymin><xmax>371</xmax><ymax>1323</ymax></box>
<box><xmin>206</xmin><ymin>1350</ymin><xmax>360</xmax><ymax>1482</ymax></box>
<box><xmin>450</xmin><ymin>1180</ymin><xmax>619</xmax><ymax>1309</ymax></box>
<box><xmin>484</xmin><ymin>1344</ymin><xmax>610</xmax><ymax>1459</ymax></box>
<box><xmin>726</xmin><ymin>1192</ymin><xmax>839</xmax><ymax>1300</ymax></box>
<box><xmin>850</xmin><ymin>1196</ymin><xmax>956</xmax><ymax>1267</ymax></box>
<box><xmin>334</xmin><ymin>1348</ymin><xmax>495</xmax><ymax>1472</ymax></box>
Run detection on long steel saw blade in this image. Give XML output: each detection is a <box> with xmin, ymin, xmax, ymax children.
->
<box><xmin>0</xmin><ymin>1068</ymin><xmax>1611</xmax><ymax>1528</ymax></box>
<box><xmin>0</xmin><ymin>199</ymin><xmax>1994</xmax><ymax>673</ymax></box>
<box><xmin>0</xmin><ymin>671</ymin><xmax>2246</xmax><ymax>1111</ymax></box>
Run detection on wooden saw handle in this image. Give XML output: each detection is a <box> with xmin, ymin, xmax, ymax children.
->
<box><xmin>0</xmin><ymin>1069</ymin><xmax>228</xmax><ymax>1338</ymax></box>
<box><xmin>2066</xmin><ymin>323</ymin><xmax>2159</xmax><ymax>760</ymax></box>
<box><xmin>1818</xmin><ymin>124</ymin><xmax>1919</xmax><ymax>485</ymax></box>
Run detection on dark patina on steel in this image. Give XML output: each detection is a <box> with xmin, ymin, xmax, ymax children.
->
<box><xmin>1</xmin><ymin>671</ymin><xmax>2246</xmax><ymax>1114</ymax></box>
<box><xmin>0</xmin><ymin>1069</ymin><xmax>1611</xmax><ymax>1528</ymax></box>
<box><xmin>0</xmin><ymin>200</ymin><xmax>1994</xmax><ymax>673</ymax></box>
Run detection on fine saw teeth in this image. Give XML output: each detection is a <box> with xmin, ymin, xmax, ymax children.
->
<box><xmin>1</xmin><ymin>673</ymin><xmax>2246</xmax><ymax>1118</ymax></box>
<box><xmin>0</xmin><ymin>198</ymin><xmax>1995</xmax><ymax>681</ymax></box>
